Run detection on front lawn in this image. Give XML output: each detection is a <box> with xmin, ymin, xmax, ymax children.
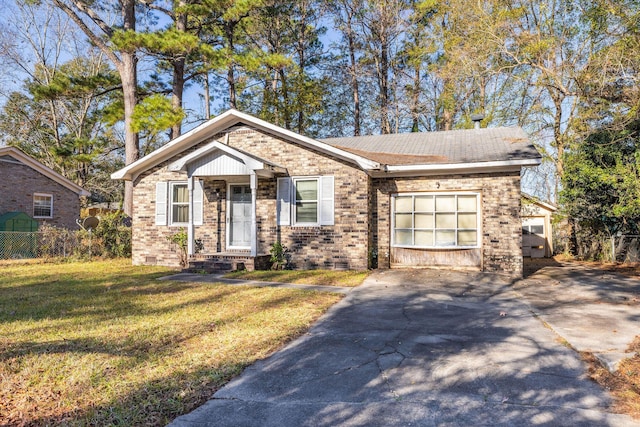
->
<box><xmin>0</xmin><ymin>259</ymin><xmax>342</xmax><ymax>426</ymax></box>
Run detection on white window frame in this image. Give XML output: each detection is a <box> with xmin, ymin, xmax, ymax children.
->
<box><xmin>391</xmin><ymin>192</ymin><xmax>481</xmax><ymax>249</ymax></box>
<box><xmin>293</xmin><ymin>177</ymin><xmax>320</xmax><ymax>226</ymax></box>
<box><xmin>33</xmin><ymin>193</ymin><xmax>53</xmax><ymax>218</ymax></box>
<box><xmin>169</xmin><ymin>181</ymin><xmax>189</xmax><ymax>226</ymax></box>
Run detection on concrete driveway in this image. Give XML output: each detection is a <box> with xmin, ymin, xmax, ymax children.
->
<box><xmin>169</xmin><ymin>267</ymin><xmax>640</xmax><ymax>427</ymax></box>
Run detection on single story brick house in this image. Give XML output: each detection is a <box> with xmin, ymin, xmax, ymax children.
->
<box><xmin>0</xmin><ymin>146</ymin><xmax>90</xmax><ymax>229</ymax></box>
<box><xmin>112</xmin><ymin>109</ymin><xmax>541</xmax><ymax>275</ymax></box>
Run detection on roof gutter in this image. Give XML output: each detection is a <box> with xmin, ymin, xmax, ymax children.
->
<box><xmin>370</xmin><ymin>158</ymin><xmax>541</xmax><ymax>177</ymax></box>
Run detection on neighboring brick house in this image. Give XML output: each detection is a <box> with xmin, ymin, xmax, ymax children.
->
<box><xmin>112</xmin><ymin>109</ymin><xmax>541</xmax><ymax>276</ymax></box>
<box><xmin>0</xmin><ymin>147</ymin><xmax>90</xmax><ymax>229</ymax></box>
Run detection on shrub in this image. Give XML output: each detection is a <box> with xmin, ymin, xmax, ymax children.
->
<box><xmin>269</xmin><ymin>241</ymin><xmax>289</xmax><ymax>270</ymax></box>
<box><xmin>167</xmin><ymin>228</ymin><xmax>188</xmax><ymax>267</ymax></box>
<box><xmin>92</xmin><ymin>211</ymin><xmax>132</xmax><ymax>258</ymax></box>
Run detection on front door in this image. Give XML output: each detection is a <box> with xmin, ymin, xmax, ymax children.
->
<box><xmin>229</xmin><ymin>185</ymin><xmax>251</xmax><ymax>248</ymax></box>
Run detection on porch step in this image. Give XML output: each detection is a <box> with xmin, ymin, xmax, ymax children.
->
<box><xmin>184</xmin><ymin>253</ymin><xmax>271</xmax><ymax>273</ymax></box>
<box><xmin>184</xmin><ymin>260</ymin><xmax>233</xmax><ymax>273</ymax></box>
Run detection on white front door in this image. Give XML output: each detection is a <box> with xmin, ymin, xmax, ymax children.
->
<box><xmin>229</xmin><ymin>184</ymin><xmax>251</xmax><ymax>248</ymax></box>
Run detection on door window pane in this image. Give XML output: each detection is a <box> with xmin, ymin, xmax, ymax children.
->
<box><xmin>531</xmin><ymin>225</ymin><xmax>544</xmax><ymax>235</ymax></box>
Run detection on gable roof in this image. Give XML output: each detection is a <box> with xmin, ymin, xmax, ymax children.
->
<box><xmin>111</xmin><ymin>109</ymin><xmax>380</xmax><ymax>181</ymax></box>
<box><xmin>321</xmin><ymin>127</ymin><xmax>541</xmax><ymax>175</ymax></box>
<box><xmin>112</xmin><ymin>109</ymin><xmax>541</xmax><ymax>181</ymax></box>
<box><xmin>0</xmin><ymin>146</ymin><xmax>90</xmax><ymax>197</ymax></box>
<box><xmin>167</xmin><ymin>140</ymin><xmax>287</xmax><ymax>177</ymax></box>
<box><xmin>522</xmin><ymin>193</ymin><xmax>557</xmax><ymax>212</ymax></box>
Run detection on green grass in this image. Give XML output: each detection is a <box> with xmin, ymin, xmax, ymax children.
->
<box><xmin>224</xmin><ymin>269</ymin><xmax>370</xmax><ymax>287</ymax></box>
<box><xmin>0</xmin><ymin>259</ymin><xmax>342</xmax><ymax>426</ymax></box>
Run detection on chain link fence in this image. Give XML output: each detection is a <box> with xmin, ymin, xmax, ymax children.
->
<box><xmin>0</xmin><ymin>230</ymin><xmax>84</xmax><ymax>259</ymax></box>
<box><xmin>0</xmin><ymin>212</ymin><xmax>132</xmax><ymax>260</ymax></box>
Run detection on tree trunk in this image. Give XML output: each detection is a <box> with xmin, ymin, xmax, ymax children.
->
<box><xmin>171</xmin><ymin>2</ymin><xmax>187</xmax><ymax>139</ymax></box>
<box><xmin>378</xmin><ymin>37</ymin><xmax>391</xmax><ymax>134</ymax></box>
<box><xmin>120</xmin><ymin>51</ymin><xmax>139</xmax><ymax>216</ymax></box>
<box><xmin>120</xmin><ymin>0</ymin><xmax>138</xmax><ymax>216</ymax></box>
<box><xmin>344</xmin><ymin>5</ymin><xmax>361</xmax><ymax>136</ymax></box>
<box><xmin>278</xmin><ymin>68</ymin><xmax>291</xmax><ymax>130</ymax></box>
<box><xmin>53</xmin><ymin>0</ymin><xmax>139</xmax><ymax>216</ymax></box>
<box><xmin>225</xmin><ymin>23</ymin><xmax>237</xmax><ymax>109</ymax></box>
<box><xmin>411</xmin><ymin>65</ymin><xmax>420</xmax><ymax>132</ymax></box>
<box><xmin>203</xmin><ymin>69</ymin><xmax>211</xmax><ymax>119</ymax></box>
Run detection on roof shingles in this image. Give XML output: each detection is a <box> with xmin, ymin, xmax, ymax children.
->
<box><xmin>320</xmin><ymin>127</ymin><xmax>539</xmax><ymax>166</ymax></box>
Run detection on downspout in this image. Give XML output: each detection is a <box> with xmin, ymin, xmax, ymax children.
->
<box><xmin>250</xmin><ymin>171</ymin><xmax>257</xmax><ymax>257</ymax></box>
<box><xmin>187</xmin><ymin>175</ymin><xmax>194</xmax><ymax>257</ymax></box>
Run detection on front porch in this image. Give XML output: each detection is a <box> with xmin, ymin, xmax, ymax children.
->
<box><xmin>167</xmin><ymin>138</ymin><xmax>287</xmax><ymax>266</ymax></box>
<box><xmin>186</xmin><ymin>251</ymin><xmax>271</xmax><ymax>273</ymax></box>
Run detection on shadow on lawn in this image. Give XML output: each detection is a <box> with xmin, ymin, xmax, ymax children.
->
<box><xmin>1</xmin><ymin>263</ymin><xmax>341</xmax><ymax>426</ymax></box>
<box><xmin>160</xmin><ymin>268</ymin><xmax>630</xmax><ymax>426</ymax></box>
<box><xmin>0</xmin><ymin>284</ymin><xmax>257</xmax><ymax>363</ymax></box>
<box><xmin>6</xmin><ymin>267</ymin><xmax>636</xmax><ymax>426</ymax></box>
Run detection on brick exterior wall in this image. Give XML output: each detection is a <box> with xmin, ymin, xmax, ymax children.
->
<box><xmin>0</xmin><ymin>159</ymin><xmax>82</xmax><ymax>229</ymax></box>
<box><xmin>130</xmin><ymin>126</ymin><xmax>523</xmax><ymax>275</ymax></box>
<box><xmin>131</xmin><ymin>127</ymin><xmax>371</xmax><ymax>270</ymax></box>
<box><xmin>372</xmin><ymin>172</ymin><xmax>523</xmax><ymax>276</ymax></box>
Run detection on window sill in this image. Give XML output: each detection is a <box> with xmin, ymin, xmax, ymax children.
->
<box><xmin>392</xmin><ymin>245</ymin><xmax>480</xmax><ymax>250</ymax></box>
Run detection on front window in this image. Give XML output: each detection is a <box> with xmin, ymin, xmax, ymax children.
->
<box><xmin>294</xmin><ymin>178</ymin><xmax>318</xmax><ymax>224</ymax></box>
<box><xmin>33</xmin><ymin>193</ymin><xmax>53</xmax><ymax>218</ymax></box>
<box><xmin>170</xmin><ymin>182</ymin><xmax>189</xmax><ymax>224</ymax></box>
<box><xmin>393</xmin><ymin>193</ymin><xmax>479</xmax><ymax>248</ymax></box>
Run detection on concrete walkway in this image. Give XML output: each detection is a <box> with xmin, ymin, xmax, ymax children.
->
<box><xmin>167</xmin><ymin>267</ymin><xmax>640</xmax><ymax>426</ymax></box>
